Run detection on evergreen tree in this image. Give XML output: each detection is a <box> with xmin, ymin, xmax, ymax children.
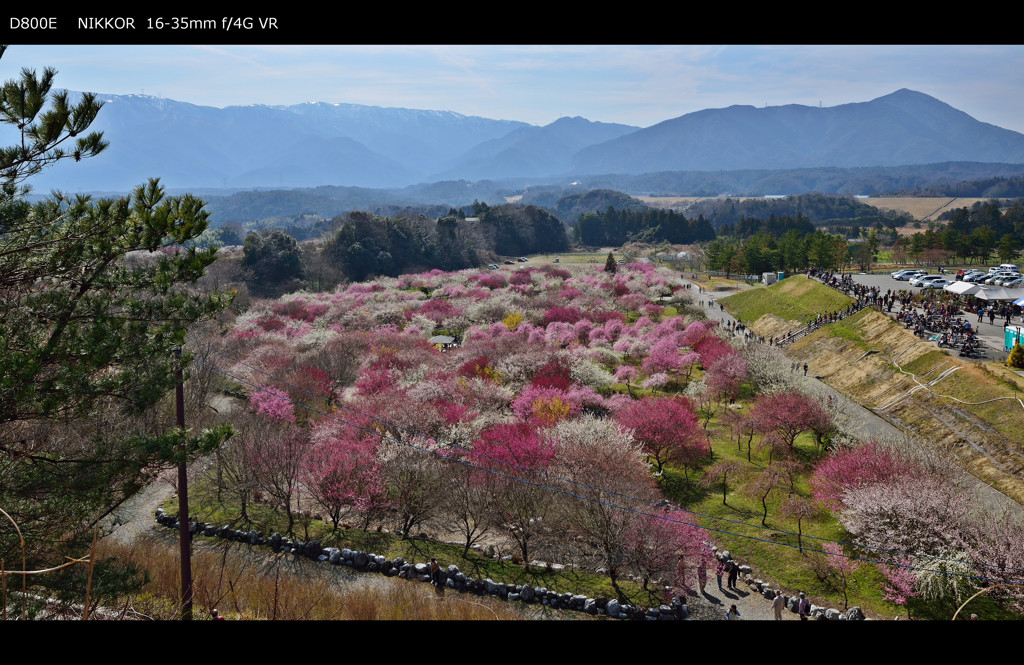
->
<box><xmin>1008</xmin><ymin>342</ymin><xmax>1024</xmax><ymax>369</ymax></box>
<box><xmin>997</xmin><ymin>233</ymin><xmax>1019</xmax><ymax>264</ymax></box>
<box><xmin>604</xmin><ymin>251</ymin><xmax>617</xmax><ymax>273</ymax></box>
<box><xmin>0</xmin><ymin>46</ymin><xmax>107</xmax><ymax>191</ymax></box>
<box><xmin>241</xmin><ymin>230</ymin><xmax>305</xmax><ymax>295</ymax></box>
<box><xmin>0</xmin><ymin>47</ymin><xmax>232</xmax><ymax>582</ymax></box>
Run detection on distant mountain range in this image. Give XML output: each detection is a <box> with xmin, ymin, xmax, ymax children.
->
<box><xmin>572</xmin><ymin>89</ymin><xmax>1024</xmax><ymax>174</ymax></box>
<box><xmin>7</xmin><ymin>88</ymin><xmax>1024</xmax><ymax>195</ymax></box>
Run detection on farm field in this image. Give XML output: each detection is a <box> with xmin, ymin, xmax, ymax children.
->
<box><xmin>639</xmin><ymin>195</ymin><xmax>995</xmax><ymax>225</ymax></box>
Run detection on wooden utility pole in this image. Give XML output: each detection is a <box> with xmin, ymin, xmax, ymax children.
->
<box><xmin>175</xmin><ymin>348</ymin><xmax>193</xmax><ymax>620</ymax></box>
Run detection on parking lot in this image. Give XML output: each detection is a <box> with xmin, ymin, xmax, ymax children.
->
<box><xmin>844</xmin><ymin>272</ymin><xmax>1016</xmax><ymax>361</ymax></box>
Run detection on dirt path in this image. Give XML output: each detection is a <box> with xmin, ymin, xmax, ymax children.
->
<box><xmin>102</xmin><ymin>468</ymin><xmax>177</xmax><ymax>547</ymax></box>
<box><xmin>686</xmin><ymin>581</ymin><xmax>801</xmax><ymax>621</ymax></box>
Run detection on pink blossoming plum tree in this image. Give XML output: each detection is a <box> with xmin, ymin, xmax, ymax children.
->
<box><xmin>809</xmin><ymin>440</ymin><xmax>916</xmax><ymax>511</ymax></box>
<box><xmin>821</xmin><ymin>541</ymin><xmax>860</xmax><ymax>610</ymax></box>
<box><xmin>880</xmin><ymin>556</ymin><xmax>920</xmax><ymax>619</ymax></box>
<box><xmin>750</xmin><ymin>390</ymin><xmax>832</xmax><ymax>453</ymax></box>
<box><xmin>616</xmin><ymin>396</ymin><xmax>709</xmax><ymax>475</ymax></box>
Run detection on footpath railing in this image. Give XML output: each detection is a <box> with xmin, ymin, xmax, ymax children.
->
<box><xmin>775</xmin><ymin>277</ymin><xmax>868</xmax><ymax>347</ymax></box>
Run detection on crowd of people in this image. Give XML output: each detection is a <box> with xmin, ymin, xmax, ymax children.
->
<box><xmin>799</xmin><ymin>268</ymin><xmax>1024</xmax><ymax>359</ymax></box>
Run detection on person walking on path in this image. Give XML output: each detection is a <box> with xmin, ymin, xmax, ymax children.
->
<box><xmin>430</xmin><ymin>557</ymin><xmax>445</xmax><ymax>596</ymax></box>
<box><xmin>725</xmin><ymin>604</ymin><xmax>741</xmax><ymax>620</ymax></box>
<box><xmin>798</xmin><ymin>592</ymin><xmax>811</xmax><ymax>620</ymax></box>
<box><xmin>803</xmin><ymin>363</ymin><xmax>808</xmax><ymax>377</ymax></box>
<box><xmin>698</xmin><ymin>559</ymin><xmax>708</xmax><ymax>594</ymax></box>
<box><xmin>772</xmin><ymin>591</ymin><xmax>786</xmax><ymax>620</ymax></box>
<box><xmin>716</xmin><ymin>561</ymin><xmax>725</xmax><ymax>589</ymax></box>
<box><xmin>727</xmin><ymin>561</ymin><xmax>739</xmax><ymax>589</ymax></box>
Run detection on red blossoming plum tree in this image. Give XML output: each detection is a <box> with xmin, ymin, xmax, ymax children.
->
<box><xmin>617</xmin><ymin>396</ymin><xmax>709</xmax><ymax>475</ymax></box>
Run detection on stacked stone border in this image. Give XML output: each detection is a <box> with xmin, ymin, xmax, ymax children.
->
<box><xmin>155</xmin><ymin>509</ymin><xmax>866</xmax><ymax>620</ymax></box>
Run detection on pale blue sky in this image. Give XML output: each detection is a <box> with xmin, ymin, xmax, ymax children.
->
<box><xmin>4</xmin><ymin>45</ymin><xmax>1023</xmax><ymax>133</ymax></box>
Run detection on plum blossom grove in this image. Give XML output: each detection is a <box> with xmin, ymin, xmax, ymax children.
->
<box><xmin>198</xmin><ymin>262</ymin><xmax>750</xmax><ymax>594</ymax></box>
<box><xmin>189</xmin><ymin>259</ymin><xmax>1024</xmax><ymax>613</ymax></box>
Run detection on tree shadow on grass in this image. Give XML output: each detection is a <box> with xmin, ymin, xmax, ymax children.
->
<box><xmin>793</xmin><ymin>442</ymin><xmax>825</xmax><ymax>466</ymax></box>
<box><xmin>658</xmin><ymin>467</ymin><xmax>711</xmax><ymax>506</ymax></box>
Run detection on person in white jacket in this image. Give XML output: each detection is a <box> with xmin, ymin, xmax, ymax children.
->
<box><xmin>772</xmin><ymin>591</ymin><xmax>786</xmax><ymax>620</ymax></box>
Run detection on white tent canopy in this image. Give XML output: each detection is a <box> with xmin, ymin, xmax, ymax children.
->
<box><xmin>974</xmin><ymin>288</ymin><xmax>1009</xmax><ymax>301</ymax></box>
<box><xmin>973</xmin><ymin>287</ymin><xmax>1024</xmax><ymax>301</ymax></box>
<box><xmin>945</xmin><ymin>281</ymin><xmax>981</xmax><ymax>295</ymax></box>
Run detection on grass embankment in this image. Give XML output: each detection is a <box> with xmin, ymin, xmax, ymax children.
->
<box><xmin>769</xmin><ymin>304</ymin><xmax>1024</xmax><ymax>503</ymax></box>
<box><xmin>714</xmin><ymin>278</ymin><xmax>1024</xmax><ymax>617</ymax></box>
<box><xmin>720</xmin><ymin>276</ymin><xmax>854</xmax><ymax>331</ymax></box>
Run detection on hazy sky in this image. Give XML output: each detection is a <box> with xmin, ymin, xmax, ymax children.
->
<box><xmin>4</xmin><ymin>45</ymin><xmax>1023</xmax><ymax>133</ymax></box>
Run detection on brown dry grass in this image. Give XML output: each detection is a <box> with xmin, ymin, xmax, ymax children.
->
<box><xmin>637</xmin><ymin>196</ymin><xmax>719</xmax><ymax>209</ymax></box>
<box><xmin>95</xmin><ymin>537</ymin><xmax>530</xmax><ymax>621</ymax></box>
<box><xmin>868</xmin><ymin>197</ymin><xmax>991</xmax><ymax>222</ymax></box>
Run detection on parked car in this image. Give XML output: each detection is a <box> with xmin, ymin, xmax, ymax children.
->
<box><xmin>488</xmin><ymin>264</ymin><xmax>499</xmax><ymax>270</ymax></box>
<box><xmin>910</xmin><ymin>274</ymin><xmax>943</xmax><ymax>287</ymax></box>
<box><xmin>517</xmin><ymin>257</ymin><xmax>529</xmax><ymax>262</ymax></box>
<box><xmin>921</xmin><ymin>279</ymin><xmax>951</xmax><ymax>290</ymax></box>
<box><xmin>894</xmin><ymin>270</ymin><xmax>926</xmax><ymax>281</ymax></box>
<box><xmin>986</xmin><ymin>272</ymin><xmax>1016</xmax><ymax>285</ymax></box>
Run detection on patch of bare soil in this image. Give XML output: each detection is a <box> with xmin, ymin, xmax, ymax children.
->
<box><xmin>750</xmin><ymin>313</ymin><xmax>804</xmax><ymax>340</ymax></box>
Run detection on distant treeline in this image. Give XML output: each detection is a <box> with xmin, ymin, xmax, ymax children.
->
<box><xmin>193</xmin><ymin>163</ymin><xmax>1024</xmax><ymax>225</ymax></box>
<box><xmin>937</xmin><ymin>200</ymin><xmax>1024</xmax><ymax>236</ymax></box>
<box><xmin>685</xmin><ymin>194</ymin><xmax>914</xmax><ymax>228</ymax></box>
<box><xmin>325</xmin><ymin>203</ymin><xmax>569</xmax><ymax>282</ymax></box>
<box><xmin>521</xmin><ymin>188</ymin><xmax>651</xmax><ymax>222</ymax></box>
<box><xmin>705</xmin><ymin>230</ymin><xmax>850</xmax><ymax>277</ymax></box>
<box><xmin>719</xmin><ymin>213</ymin><xmax>815</xmax><ymax>239</ymax></box>
<box><xmin>572</xmin><ymin>207</ymin><xmax>715</xmax><ymax>246</ymax></box>
<box><xmin>896</xmin><ymin>176</ymin><xmax>1024</xmax><ymax>199</ymax></box>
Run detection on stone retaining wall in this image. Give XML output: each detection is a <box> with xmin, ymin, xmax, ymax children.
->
<box><xmin>155</xmin><ymin>508</ymin><xmax>864</xmax><ymax>620</ymax></box>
